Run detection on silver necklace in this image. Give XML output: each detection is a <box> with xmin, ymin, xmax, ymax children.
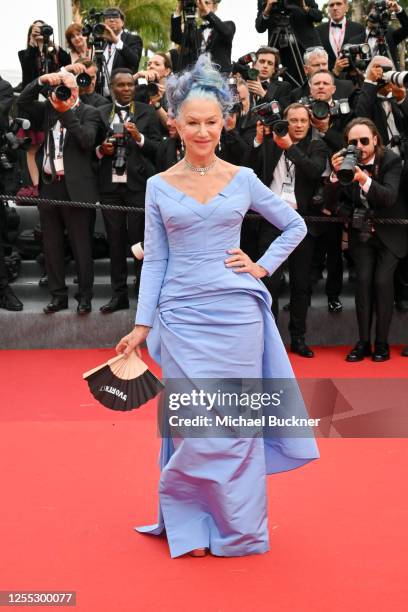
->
<box><xmin>185</xmin><ymin>157</ymin><xmax>217</xmax><ymax>176</ymax></box>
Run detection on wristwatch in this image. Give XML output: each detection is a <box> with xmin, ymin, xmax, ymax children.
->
<box><xmin>154</xmin><ymin>101</ymin><xmax>161</xmax><ymax>110</ymax></box>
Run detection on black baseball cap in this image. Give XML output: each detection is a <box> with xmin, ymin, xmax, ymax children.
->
<box><xmin>103</xmin><ymin>7</ymin><xmax>125</xmax><ymax>20</ymax></box>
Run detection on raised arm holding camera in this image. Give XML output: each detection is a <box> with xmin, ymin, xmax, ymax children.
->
<box><xmin>171</xmin><ymin>0</ymin><xmax>235</xmax><ymax>72</ymax></box>
<box><xmin>325</xmin><ymin>117</ymin><xmax>407</xmax><ymax>362</ymax></box>
<box><xmin>96</xmin><ymin>68</ymin><xmax>162</xmax><ymax>314</ymax></box>
<box><xmin>247</xmin><ymin>102</ymin><xmax>329</xmax><ymax>355</ymax></box>
<box><xmin>17</xmin><ymin>72</ymin><xmax>101</xmax><ymax>315</ymax></box>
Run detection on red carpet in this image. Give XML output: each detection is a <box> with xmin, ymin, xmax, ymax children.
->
<box><xmin>1</xmin><ymin>347</ymin><xmax>407</xmax><ymax>611</ymax></box>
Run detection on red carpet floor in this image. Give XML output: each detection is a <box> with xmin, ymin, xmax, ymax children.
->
<box><xmin>1</xmin><ymin>347</ymin><xmax>407</xmax><ymax>611</ymax></box>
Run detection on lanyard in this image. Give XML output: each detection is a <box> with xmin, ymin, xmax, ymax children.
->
<box><xmin>284</xmin><ymin>154</ymin><xmax>294</xmax><ymax>181</ymax></box>
<box><xmin>57</xmin><ymin>124</ymin><xmax>64</xmax><ymax>157</ymax></box>
<box><xmin>109</xmin><ymin>101</ymin><xmax>135</xmax><ymax>125</ymax></box>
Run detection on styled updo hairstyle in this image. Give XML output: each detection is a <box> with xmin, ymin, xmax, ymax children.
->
<box><xmin>166</xmin><ymin>54</ymin><xmax>234</xmax><ymax>119</ymax></box>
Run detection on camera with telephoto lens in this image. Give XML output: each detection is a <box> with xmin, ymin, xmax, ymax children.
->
<box><xmin>107</xmin><ymin>123</ymin><xmax>129</xmax><ymax>176</ymax></box>
<box><xmin>232</xmin><ymin>53</ymin><xmax>260</xmax><ymax>81</ymax></box>
<box><xmin>339</xmin><ymin>43</ymin><xmax>371</xmax><ymax>71</ymax></box>
<box><xmin>337</xmin><ymin>144</ymin><xmax>362</xmax><ymax>185</ymax></box>
<box><xmin>182</xmin><ymin>0</ymin><xmax>197</xmax><ymax>17</ymax></box>
<box><xmin>82</xmin><ymin>8</ymin><xmax>106</xmax><ymax>48</ymax></box>
<box><xmin>252</xmin><ymin>100</ymin><xmax>289</xmax><ymax>137</ymax></box>
<box><xmin>0</xmin><ymin>119</ymin><xmax>31</xmax><ymax>171</ymax></box>
<box><xmin>300</xmin><ymin>96</ymin><xmax>351</xmax><ymax>120</ymax></box>
<box><xmin>379</xmin><ymin>65</ymin><xmax>408</xmax><ymax>88</ymax></box>
<box><xmin>76</xmin><ymin>72</ymin><xmax>92</xmax><ymax>89</ymax></box>
<box><xmin>40</xmin><ymin>24</ymin><xmax>54</xmax><ymax>40</ymax></box>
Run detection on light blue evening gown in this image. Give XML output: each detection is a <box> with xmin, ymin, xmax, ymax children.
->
<box><xmin>134</xmin><ymin>166</ymin><xmax>319</xmax><ymax>558</ymax></box>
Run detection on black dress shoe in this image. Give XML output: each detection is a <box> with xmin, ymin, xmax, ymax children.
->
<box><xmin>77</xmin><ymin>297</ymin><xmax>92</xmax><ymax>315</ymax></box>
<box><xmin>0</xmin><ymin>287</ymin><xmax>23</xmax><ymax>311</ymax></box>
<box><xmin>43</xmin><ymin>297</ymin><xmax>68</xmax><ymax>314</ymax></box>
<box><xmin>346</xmin><ymin>341</ymin><xmax>372</xmax><ymax>362</ymax></box>
<box><xmin>395</xmin><ymin>300</ymin><xmax>408</xmax><ymax>313</ymax></box>
<box><xmin>372</xmin><ymin>342</ymin><xmax>390</xmax><ymax>362</ymax></box>
<box><xmin>100</xmin><ymin>296</ymin><xmax>129</xmax><ymax>314</ymax></box>
<box><xmin>328</xmin><ymin>298</ymin><xmax>343</xmax><ymax>313</ymax></box>
<box><xmin>290</xmin><ymin>338</ymin><xmax>314</xmax><ymax>358</ymax></box>
<box><xmin>401</xmin><ymin>346</ymin><xmax>408</xmax><ymax>357</ymax></box>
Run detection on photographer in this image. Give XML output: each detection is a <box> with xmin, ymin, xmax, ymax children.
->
<box><xmin>247</xmin><ymin>102</ymin><xmax>329</xmax><ymax>356</ymax></box>
<box><xmin>306</xmin><ymin>69</ymin><xmax>354</xmax><ymax>312</ymax></box>
<box><xmin>100</xmin><ymin>7</ymin><xmax>143</xmax><ymax>96</ymax></box>
<box><xmin>96</xmin><ymin>68</ymin><xmax>161</xmax><ymax>313</ymax></box>
<box><xmin>326</xmin><ymin>118</ymin><xmax>407</xmax><ymax>361</ymax></box>
<box><xmin>255</xmin><ymin>0</ymin><xmax>323</xmax><ymax>86</ymax></box>
<box><xmin>65</xmin><ymin>23</ymin><xmax>92</xmax><ymax>63</ymax></box>
<box><xmin>243</xmin><ymin>46</ymin><xmax>292</xmax><ymax>108</ymax></box>
<box><xmin>134</xmin><ymin>53</ymin><xmax>173</xmax><ymax>130</ymax></box>
<box><xmin>171</xmin><ymin>0</ymin><xmax>236</xmax><ymax>73</ymax></box>
<box><xmin>316</xmin><ymin>1</ymin><xmax>365</xmax><ymax>71</ymax></box>
<box><xmin>0</xmin><ymin>76</ymin><xmax>13</xmax><ymax>131</ymax></box>
<box><xmin>354</xmin><ymin>56</ymin><xmax>408</xmax><ymax>155</ymax></box>
<box><xmin>17</xmin><ymin>72</ymin><xmax>101</xmax><ymax>315</ymax></box>
<box><xmin>290</xmin><ymin>47</ymin><xmax>354</xmax><ymax>103</ymax></box>
<box><xmin>17</xmin><ymin>21</ymin><xmax>70</xmax><ymax>197</ymax></box>
<box><xmin>63</xmin><ymin>60</ymin><xmax>110</xmax><ymax>108</ymax></box>
<box><xmin>348</xmin><ymin>1</ymin><xmax>408</xmax><ymax>70</ymax></box>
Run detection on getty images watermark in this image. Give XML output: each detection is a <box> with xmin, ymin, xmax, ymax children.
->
<box><xmin>157</xmin><ymin>380</ymin><xmax>321</xmax><ymax>438</ymax></box>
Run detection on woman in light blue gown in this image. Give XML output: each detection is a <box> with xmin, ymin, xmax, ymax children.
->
<box><xmin>117</xmin><ymin>55</ymin><xmax>319</xmax><ymax>558</ymax></box>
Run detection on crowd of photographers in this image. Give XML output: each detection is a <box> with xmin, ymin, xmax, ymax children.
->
<box><xmin>1</xmin><ymin>0</ymin><xmax>408</xmax><ymax>361</ymax></box>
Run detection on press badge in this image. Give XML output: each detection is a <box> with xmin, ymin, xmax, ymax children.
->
<box><xmin>112</xmin><ymin>168</ymin><xmax>128</xmax><ymax>183</ymax></box>
<box><xmin>54</xmin><ymin>156</ymin><xmax>64</xmax><ymax>173</ymax></box>
<box><xmin>282</xmin><ymin>177</ymin><xmax>297</xmax><ymax>209</ymax></box>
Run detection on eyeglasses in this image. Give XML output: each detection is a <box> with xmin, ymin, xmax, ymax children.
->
<box><xmin>349</xmin><ymin>137</ymin><xmax>370</xmax><ymax>146</ymax></box>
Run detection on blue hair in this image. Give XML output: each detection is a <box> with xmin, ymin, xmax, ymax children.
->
<box><xmin>166</xmin><ymin>54</ymin><xmax>233</xmax><ymax>119</ymax></box>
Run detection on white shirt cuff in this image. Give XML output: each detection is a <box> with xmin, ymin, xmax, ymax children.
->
<box><xmin>116</xmin><ymin>39</ymin><xmax>124</xmax><ymax>50</ymax></box>
<box><xmin>361</xmin><ymin>176</ymin><xmax>372</xmax><ymax>193</ymax></box>
<box><xmin>137</xmin><ymin>133</ymin><xmax>145</xmax><ymax>147</ymax></box>
<box><xmin>253</xmin><ymin>138</ymin><xmax>262</xmax><ymax>148</ymax></box>
<box><xmin>330</xmin><ymin>171</ymin><xmax>339</xmax><ymax>183</ymax></box>
<box><xmin>96</xmin><ymin>145</ymin><xmax>104</xmax><ymax>159</ymax></box>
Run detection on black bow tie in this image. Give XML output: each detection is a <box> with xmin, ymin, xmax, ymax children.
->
<box><xmin>359</xmin><ymin>164</ymin><xmax>374</xmax><ymax>173</ymax></box>
<box><xmin>115</xmin><ymin>105</ymin><xmax>130</xmax><ymax>114</ymax></box>
<box><xmin>200</xmin><ymin>21</ymin><xmax>211</xmax><ymax>29</ymax></box>
<box><xmin>331</xmin><ymin>22</ymin><xmax>343</xmax><ymax>28</ymax></box>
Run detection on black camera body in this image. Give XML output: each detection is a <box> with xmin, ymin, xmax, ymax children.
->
<box><xmin>232</xmin><ymin>63</ymin><xmax>260</xmax><ymax>82</ymax></box>
<box><xmin>351</xmin><ymin>209</ymin><xmax>375</xmax><ymax>242</ymax></box>
<box><xmin>136</xmin><ymin>77</ymin><xmax>159</xmax><ymax>98</ymax></box>
<box><xmin>337</xmin><ymin>144</ymin><xmax>362</xmax><ymax>185</ymax></box>
<box><xmin>227</xmin><ymin>77</ymin><xmax>243</xmax><ymax>115</ymax></box>
<box><xmin>82</xmin><ymin>9</ymin><xmax>106</xmax><ymax>50</ymax></box>
<box><xmin>252</xmin><ymin>100</ymin><xmax>289</xmax><ymax>137</ymax></box>
<box><xmin>340</xmin><ymin>43</ymin><xmax>371</xmax><ymax>71</ymax></box>
<box><xmin>300</xmin><ymin>97</ymin><xmax>351</xmax><ymax>120</ymax></box>
<box><xmin>40</xmin><ymin>24</ymin><xmax>54</xmax><ymax>40</ymax></box>
<box><xmin>0</xmin><ymin>119</ymin><xmax>31</xmax><ymax>171</ymax></box>
<box><xmin>367</xmin><ymin>0</ymin><xmax>390</xmax><ymax>32</ymax></box>
<box><xmin>182</xmin><ymin>0</ymin><xmax>197</xmax><ymax>17</ymax></box>
<box><xmin>108</xmin><ymin>123</ymin><xmax>130</xmax><ymax>176</ymax></box>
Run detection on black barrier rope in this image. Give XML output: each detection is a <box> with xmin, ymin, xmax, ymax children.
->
<box><xmin>2</xmin><ymin>193</ymin><xmax>408</xmax><ymax>224</ymax></box>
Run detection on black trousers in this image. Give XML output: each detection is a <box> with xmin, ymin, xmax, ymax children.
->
<box><xmin>39</xmin><ymin>179</ymin><xmax>94</xmax><ymax>300</ymax></box>
<box><xmin>287</xmin><ymin>233</ymin><xmax>316</xmax><ymax>340</ymax></box>
<box><xmin>101</xmin><ymin>187</ymin><xmax>145</xmax><ymax>298</ymax></box>
<box><xmin>350</xmin><ymin>232</ymin><xmax>399</xmax><ymax>343</ymax></box>
<box><xmin>311</xmin><ymin>223</ymin><xmax>344</xmax><ymax>300</ymax></box>
<box><xmin>395</xmin><ymin>255</ymin><xmax>408</xmax><ymax>301</ymax></box>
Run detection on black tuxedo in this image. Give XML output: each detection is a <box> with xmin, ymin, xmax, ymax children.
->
<box><xmin>348</xmin><ymin>9</ymin><xmax>408</xmax><ymax>70</ymax></box>
<box><xmin>247</xmin><ymin>134</ymin><xmax>329</xmax><ymax>339</ymax></box>
<box><xmin>156</xmin><ymin>137</ymin><xmax>183</xmax><ymax>172</ymax></box>
<box><xmin>263</xmin><ymin>78</ymin><xmax>293</xmax><ymax>109</ymax></box>
<box><xmin>354</xmin><ymin>82</ymin><xmax>408</xmax><ymax>148</ymax></box>
<box><xmin>108</xmin><ymin>31</ymin><xmax>143</xmax><ymax>73</ymax></box>
<box><xmin>316</xmin><ymin>20</ymin><xmax>365</xmax><ymax>71</ymax></box>
<box><xmin>171</xmin><ymin>13</ymin><xmax>235</xmax><ymax>72</ymax></box>
<box><xmin>97</xmin><ymin>101</ymin><xmax>161</xmax><ymax>299</ymax></box>
<box><xmin>18</xmin><ymin>46</ymin><xmax>70</xmax><ymax>89</ymax></box>
<box><xmin>17</xmin><ymin>79</ymin><xmax>101</xmax><ymax>301</ymax></box>
<box><xmin>325</xmin><ymin>149</ymin><xmax>407</xmax><ymax>342</ymax></box>
<box><xmin>290</xmin><ymin>76</ymin><xmax>354</xmax><ymax>104</ymax></box>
